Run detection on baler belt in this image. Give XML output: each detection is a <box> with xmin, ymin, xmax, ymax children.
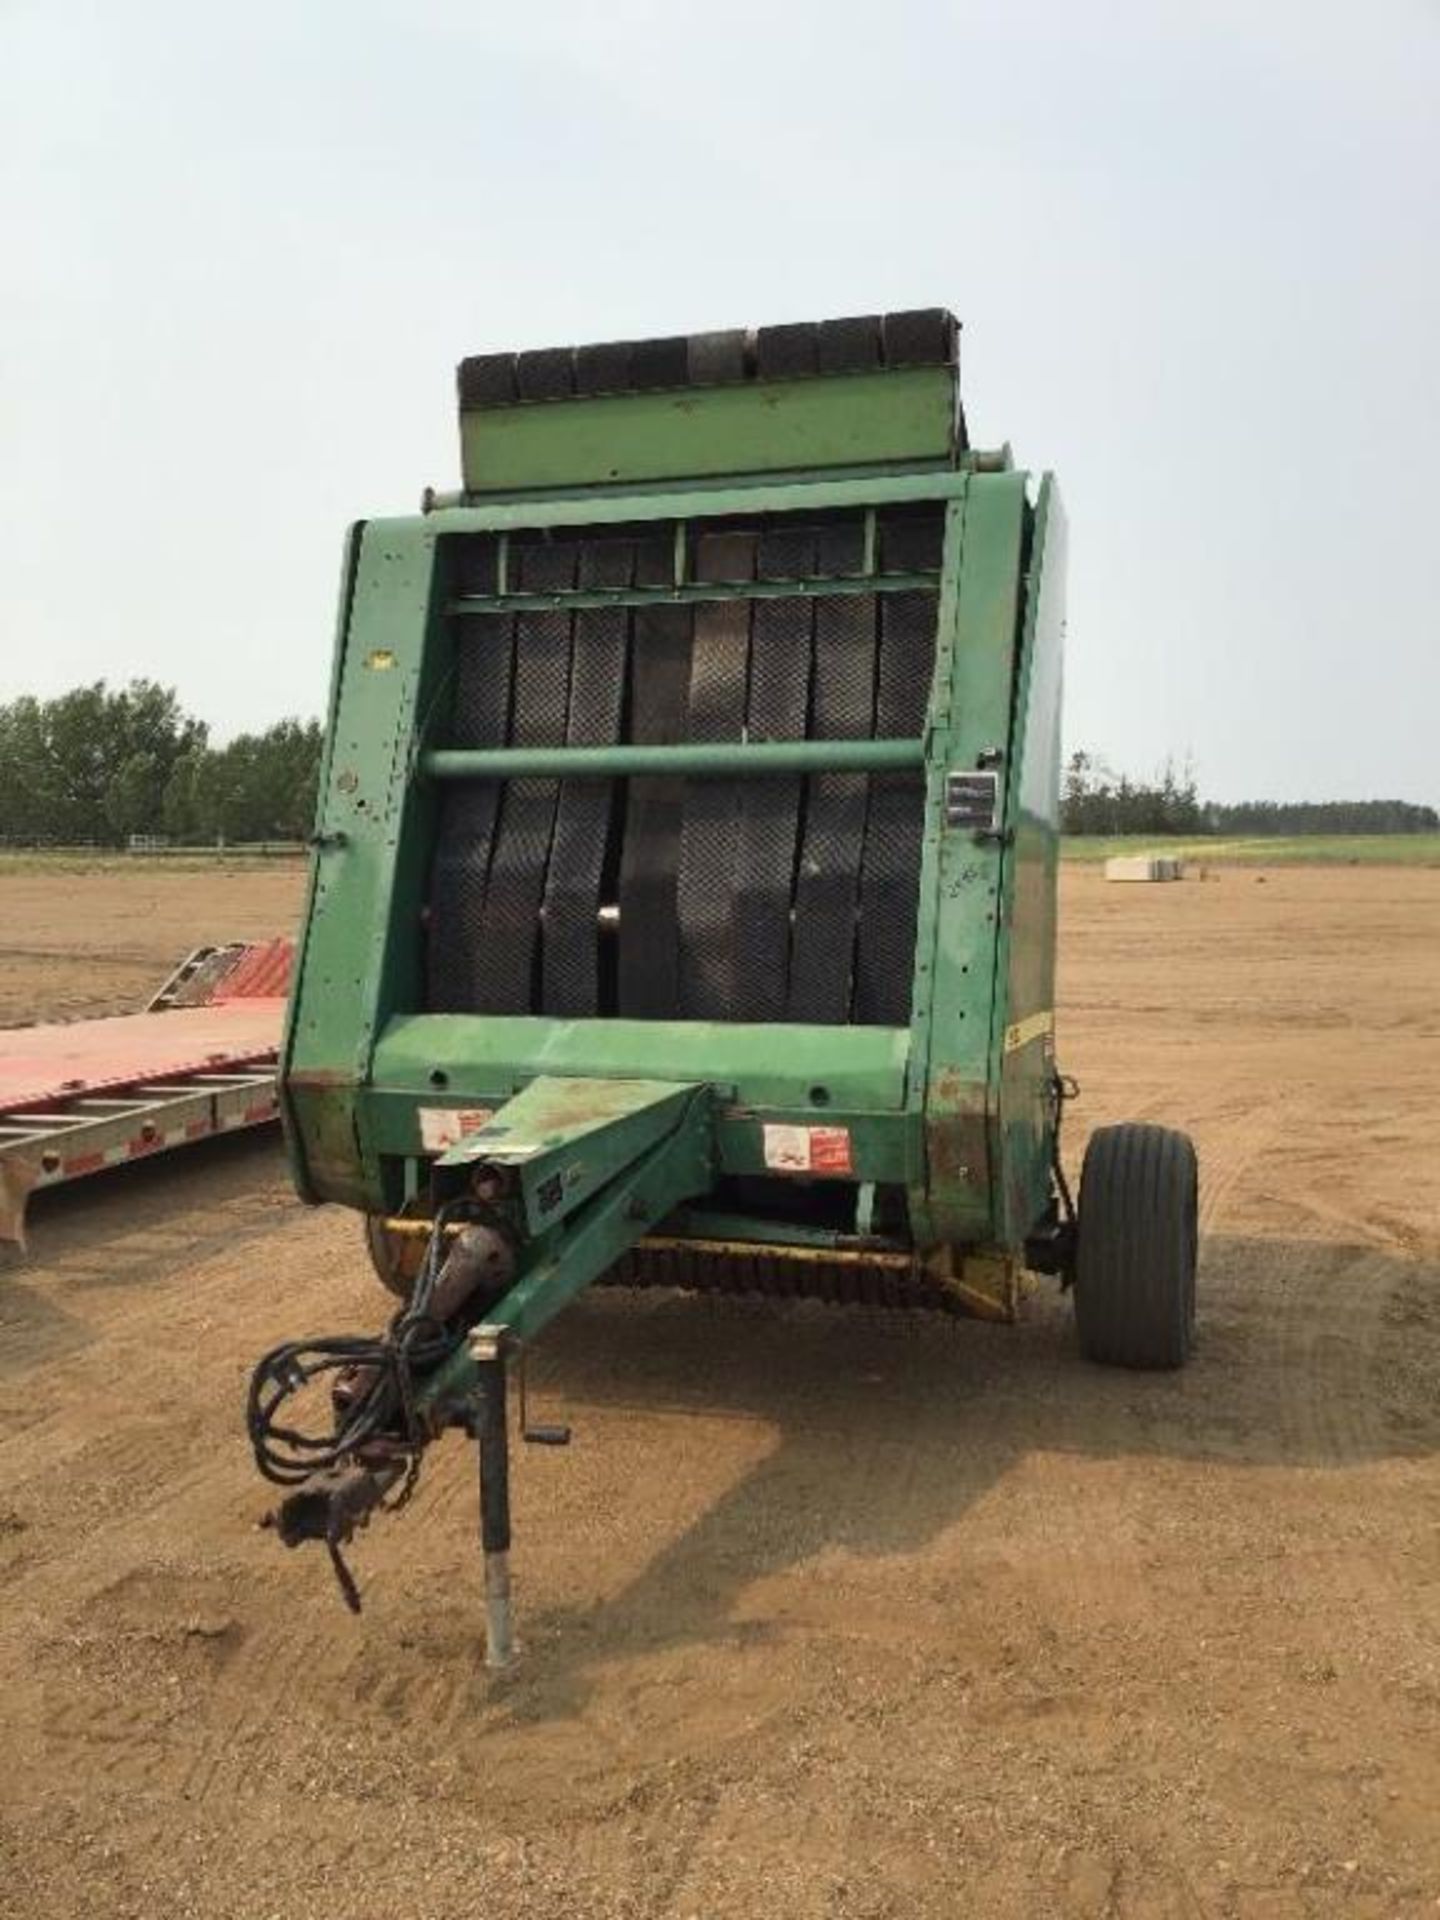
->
<box><xmin>432</xmin><ymin>506</ymin><xmax>942</xmax><ymax>1026</ymax></box>
<box><xmin>787</xmin><ymin>522</ymin><xmax>875</xmax><ymax>1024</ymax></box>
<box><xmin>541</xmin><ymin>539</ymin><xmax>633</xmax><ymax>1017</ymax></box>
<box><xmin>676</xmin><ymin>533</ymin><xmax>756</xmax><ymax>1020</ymax></box>
<box><xmin>854</xmin><ymin>516</ymin><xmax>944</xmax><ymax>1025</ymax></box>
<box><xmin>427</xmin><ymin>542</ymin><xmax>514</xmax><ymax>1011</ymax></box>
<box><xmin>472</xmin><ymin>541</ymin><xmax>577</xmax><ymax>1013</ymax></box>
<box><xmin>735</xmin><ymin>527</ymin><xmax>816</xmax><ymax>1021</ymax></box>
<box><xmin>617</xmin><ymin>536</ymin><xmax>693</xmax><ymax>1019</ymax></box>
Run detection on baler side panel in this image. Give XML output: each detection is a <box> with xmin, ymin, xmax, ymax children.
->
<box><xmin>995</xmin><ymin>477</ymin><xmax>1066</xmax><ymax>1248</ymax></box>
<box><xmin>286</xmin><ymin>520</ymin><xmax>443</xmax><ymax>1209</ymax></box>
<box><xmin>910</xmin><ymin>472</ymin><xmax>1028</xmax><ymax>1249</ymax></box>
<box><xmin>281</xmin><ymin>520</ymin><xmax>364</xmax><ymax>1203</ymax></box>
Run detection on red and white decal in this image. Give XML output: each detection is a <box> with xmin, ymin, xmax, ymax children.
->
<box><xmin>418</xmin><ymin>1107</ymin><xmax>495</xmax><ymax>1153</ymax></box>
<box><xmin>761</xmin><ymin>1123</ymin><xmax>853</xmax><ymax>1176</ymax></box>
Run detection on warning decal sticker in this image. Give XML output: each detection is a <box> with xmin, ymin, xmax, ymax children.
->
<box><xmin>418</xmin><ymin>1107</ymin><xmax>495</xmax><ymax>1152</ymax></box>
<box><xmin>761</xmin><ymin>1124</ymin><xmax>854</xmax><ymax>1176</ymax></box>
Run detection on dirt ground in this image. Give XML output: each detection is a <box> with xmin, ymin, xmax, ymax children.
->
<box><xmin>1</xmin><ymin>862</ymin><xmax>1438</xmax><ymax>1919</ymax></box>
<box><xmin>0</xmin><ymin>859</ymin><xmax>304</xmax><ymax>1028</ymax></box>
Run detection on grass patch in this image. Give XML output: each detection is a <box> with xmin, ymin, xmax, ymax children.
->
<box><xmin>0</xmin><ymin>845</ymin><xmax>306</xmax><ymax>875</ymax></box>
<box><xmin>5</xmin><ymin>838</ymin><xmax>1435</xmax><ymax>877</ymax></box>
<box><xmin>1063</xmin><ymin>834</ymin><xmax>1440</xmax><ymax>867</ymax></box>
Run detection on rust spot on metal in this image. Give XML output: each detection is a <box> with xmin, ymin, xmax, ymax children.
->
<box><xmin>926</xmin><ymin>1246</ymin><xmax>1019</xmax><ymax>1322</ymax></box>
<box><xmin>926</xmin><ymin>1108</ymin><xmax>990</xmax><ymax>1191</ymax></box>
<box><xmin>287</xmin><ymin>1067</ymin><xmax>354</xmax><ymax>1092</ymax></box>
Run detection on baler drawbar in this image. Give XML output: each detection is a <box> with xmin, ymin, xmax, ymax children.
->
<box><xmin>249</xmin><ymin>310</ymin><xmax>1198</xmax><ymax>1660</ymax></box>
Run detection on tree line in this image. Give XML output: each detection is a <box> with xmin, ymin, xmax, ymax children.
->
<box><xmin>0</xmin><ymin>685</ymin><xmax>1432</xmax><ymax>847</ymax></box>
<box><xmin>0</xmin><ymin>681</ymin><xmax>323</xmax><ymax>846</ymax></box>
<box><xmin>1062</xmin><ymin>752</ymin><xmax>1437</xmax><ymax>837</ymax></box>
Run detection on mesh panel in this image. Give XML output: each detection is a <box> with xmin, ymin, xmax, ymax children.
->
<box><xmin>427</xmin><ymin>507</ymin><xmax>943</xmax><ymax>1024</ymax></box>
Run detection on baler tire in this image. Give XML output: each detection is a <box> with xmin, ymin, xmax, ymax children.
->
<box><xmin>1073</xmin><ymin>1123</ymin><xmax>1197</xmax><ymax>1370</ymax></box>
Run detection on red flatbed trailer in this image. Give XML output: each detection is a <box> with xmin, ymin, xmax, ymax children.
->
<box><xmin>0</xmin><ymin>940</ymin><xmax>291</xmax><ymax>1254</ymax></box>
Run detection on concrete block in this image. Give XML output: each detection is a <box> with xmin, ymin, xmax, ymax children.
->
<box><xmin>1105</xmin><ymin>855</ymin><xmax>1183</xmax><ymax>883</ymax></box>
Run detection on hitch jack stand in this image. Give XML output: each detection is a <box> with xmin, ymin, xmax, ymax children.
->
<box><xmin>398</xmin><ymin>1080</ymin><xmax>714</xmax><ymax>1660</ymax></box>
<box><xmin>471</xmin><ymin>1329</ymin><xmax>514</xmax><ymax>1669</ymax></box>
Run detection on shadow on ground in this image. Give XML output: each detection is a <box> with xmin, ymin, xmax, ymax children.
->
<box><xmin>7</xmin><ymin>1140</ymin><xmax>1436</xmax><ymax>1729</ymax></box>
<box><xmin>486</xmin><ymin>1228</ymin><xmax>1440</xmax><ymax>1718</ymax></box>
<box><xmin>0</xmin><ymin>1133</ymin><xmax>289</xmax><ymax>1372</ymax></box>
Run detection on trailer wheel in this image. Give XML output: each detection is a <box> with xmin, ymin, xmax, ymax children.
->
<box><xmin>1073</xmin><ymin>1124</ymin><xmax>1197</xmax><ymax>1369</ymax></box>
<box><xmin>363</xmin><ymin>1213</ymin><xmax>422</xmax><ymax>1300</ymax></box>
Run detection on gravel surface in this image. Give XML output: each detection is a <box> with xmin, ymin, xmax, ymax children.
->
<box><xmin>1</xmin><ymin>862</ymin><xmax>1437</xmax><ymax>1917</ymax></box>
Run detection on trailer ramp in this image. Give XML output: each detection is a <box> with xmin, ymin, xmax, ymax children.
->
<box><xmin>0</xmin><ymin>940</ymin><xmax>291</xmax><ymax>1254</ymax></box>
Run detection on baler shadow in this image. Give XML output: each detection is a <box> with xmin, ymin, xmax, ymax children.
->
<box><xmin>504</xmin><ymin>1230</ymin><xmax>1440</xmax><ymax>1719</ymax></box>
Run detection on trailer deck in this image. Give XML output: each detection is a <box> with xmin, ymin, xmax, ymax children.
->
<box><xmin>0</xmin><ymin>940</ymin><xmax>291</xmax><ymax>1252</ymax></box>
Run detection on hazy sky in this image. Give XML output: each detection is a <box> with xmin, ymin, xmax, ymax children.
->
<box><xmin>2</xmin><ymin>1</ymin><xmax>1436</xmax><ymax>803</ymax></box>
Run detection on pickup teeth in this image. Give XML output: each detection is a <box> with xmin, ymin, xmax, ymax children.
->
<box><xmin>606</xmin><ymin>1242</ymin><xmax>965</xmax><ymax>1314</ymax></box>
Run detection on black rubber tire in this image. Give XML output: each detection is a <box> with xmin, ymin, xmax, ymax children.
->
<box><xmin>1073</xmin><ymin>1124</ymin><xmax>1198</xmax><ymax>1369</ymax></box>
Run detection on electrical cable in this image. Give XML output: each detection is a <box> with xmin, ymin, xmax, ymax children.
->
<box><xmin>245</xmin><ymin>1197</ymin><xmax>483</xmax><ymax>1490</ymax></box>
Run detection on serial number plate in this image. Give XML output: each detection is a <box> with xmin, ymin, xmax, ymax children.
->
<box><xmin>944</xmin><ymin>769</ymin><xmax>1000</xmax><ymax>833</ymax></box>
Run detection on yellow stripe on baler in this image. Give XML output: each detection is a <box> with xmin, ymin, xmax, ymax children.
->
<box><xmin>1003</xmin><ymin>1010</ymin><xmax>1054</xmax><ymax>1054</ymax></box>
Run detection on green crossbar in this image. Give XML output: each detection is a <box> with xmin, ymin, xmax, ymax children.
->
<box><xmin>420</xmin><ymin>738</ymin><xmax>926</xmax><ymax>782</ymax></box>
<box><xmin>446</xmin><ymin>570</ymin><xmax>937</xmax><ymax>616</ymax></box>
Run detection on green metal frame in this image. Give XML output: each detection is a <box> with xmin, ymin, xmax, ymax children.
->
<box><xmin>994</xmin><ymin>477</ymin><xmax>1067</xmax><ymax>1247</ymax></box>
<box><xmin>256</xmin><ymin>315</ymin><xmax>1079</xmax><ymax>1670</ymax></box>
<box><xmin>446</xmin><ymin>573</ymin><xmax>936</xmax><ymax>615</ymax></box>
<box><xmin>420</xmin><ymin>1078</ymin><xmax>714</xmax><ymax>1389</ymax></box>
<box><xmin>460</xmin><ymin>366</ymin><xmax>956</xmax><ymax>494</ymax></box>
<box><xmin>422</xmin><ymin>739</ymin><xmax>924</xmax><ymax>781</ymax></box>
<box><xmin>283</xmin><ymin>440</ymin><xmax>1062</xmax><ymax>1302</ymax></box>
